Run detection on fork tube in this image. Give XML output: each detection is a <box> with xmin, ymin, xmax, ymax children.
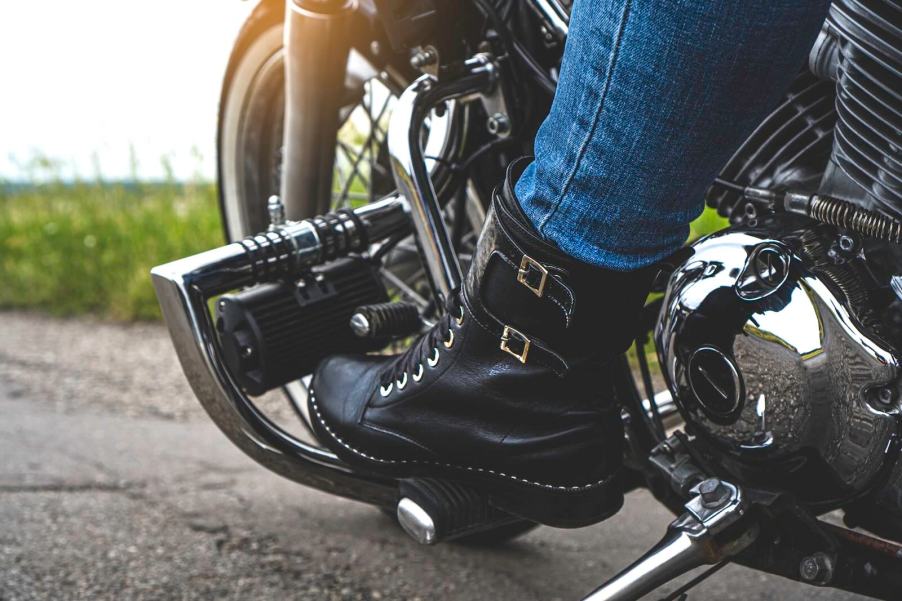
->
<box><xmin>281</xmin><ymin>0</ymin><xmax>355</xmax><ymax>219</ymax></box>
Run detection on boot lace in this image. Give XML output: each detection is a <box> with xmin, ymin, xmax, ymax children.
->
<box><xmin>378</xmin><ymin>295</ymin><xmax>464</xmax><ymax>397</ymax></box>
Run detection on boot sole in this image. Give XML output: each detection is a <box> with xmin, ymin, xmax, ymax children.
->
<box><xmin>309</xmin><ymin>390</ymin><xmax>623</xmax><ymax>528</ymax></box>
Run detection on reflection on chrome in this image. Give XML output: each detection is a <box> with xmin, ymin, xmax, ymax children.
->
<box><xmin>656</xmin><ymin>221</ymin><xmax>900</xmax><ymax>506</ymax></box>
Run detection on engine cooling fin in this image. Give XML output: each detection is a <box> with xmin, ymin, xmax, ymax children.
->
<box><xmin>706</xmin><ymin>71</ymin><xmax>837</xmax><ymax>223</ymax></box>
<box><xmin>827</xmin><ymin>0</ymin><xmax>902</xmax><ymax>213</ymax></box>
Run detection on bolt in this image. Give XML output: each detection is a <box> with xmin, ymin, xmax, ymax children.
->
<box><xmin>698</xmin><ymin>478</ymin><xmax>730</xmax><ymax>508</ymax></box>
<box><xmin>240</xmin><ymin>345</ymin><xmax>254</xmax><ymax>359</ymax></box>
<box><xmin>540</xmin><ymin>25</ymin><xmax>555</xmax><ymax>43</ymax></box>
<box><xmin>410</xmin><ymin>47</ymin><xmax>437</xmax><ymax>70</ymax></box>
<box><xmin>838</xmin><ymin>234</ymin><xmax>856</xmax><ymax>253</ymax></box>
<box><xmin>369</xmin><ymin>40</ymin><xmax>381</xmax><ymax>56</ymax></box>
<box><xmin>267</xmin><ymin>195</ymin><xmax>285</xmax><ymax>228</ymax></box>
<box><xmin>799</xmin><ymin>552</ymin><xmax>834</xmax><ymax>585</ymax></box>
<box><xmin>863</xmin><ymin>562</ymin><xmax>878</xmax><ymax>578</ymax></box>
<box><xmin>487</xmin><ymin>113</ymin><xmax>511</xmax><ymax>136</ymax></box>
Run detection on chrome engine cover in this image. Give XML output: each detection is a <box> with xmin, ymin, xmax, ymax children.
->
<box><xmin>657</xmin><ymin>219</ymin><xmax>901</xmax><ymax>506</ymax></box>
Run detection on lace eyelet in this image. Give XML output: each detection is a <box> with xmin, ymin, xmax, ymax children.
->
<box><xmin>443</xmin><ymin>329</ymin><xmax>455</xmax><ymax>349</ymax></box>
<box><xmin>412</xmin><ymin>363</ymin><xmax>424</xmax><ymax>382</ymax></box>
<box><xmin>427</xmin><ymin>347</ymin><xmax>440</xmax><ymax>367</ymax></box>
<box><xmin>379</xmin><ymin>382</ymin><xmax>393</xmax><ymax>397</ymax></box>
<box><xmin>456</xmin><ymin>305</ymin><xmax>465</xmax><ymax>326</ymax></box>
<box><xmin>396</xmin><ymin>372</ymin><xmax>408</xmax><ymax>390</ymax></box>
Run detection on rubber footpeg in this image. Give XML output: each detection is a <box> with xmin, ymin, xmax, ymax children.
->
<box><xmin>396</xmin><ymin>478</ymin><xmax>521</xmax><ymax>544</ymax></box>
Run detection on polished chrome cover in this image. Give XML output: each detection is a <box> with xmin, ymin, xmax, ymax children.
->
<box><xmin>396</xmin><ymin>497</ymin><xmax>437</xmax><ymax>545</ymax></box>
<box><xmin>657</xmin><ymin>221</ymin><xmax>901</xmax><ymax>505</ymax></box>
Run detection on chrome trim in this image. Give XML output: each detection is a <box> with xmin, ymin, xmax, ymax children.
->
<box><xmin>529</xmin><ymin>0</ymin><xmax>570</xmax><ymax>39</ymax></box>
<box><xmin>396</xmin><ymin>497</ymin><xmax>437</xmax><ymax>545</ymax></box>
<box><xmin>388</xmin><ymin>55</ymin><xmax>499</xmax><ymax>304</ymax></box>
<box><xmin>656</xmin><ymin>224</ymin><xmax>900</xmax><ymax>504</ymax></box>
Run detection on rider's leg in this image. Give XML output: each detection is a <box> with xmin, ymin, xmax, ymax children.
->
<box><xmin>516</xmin><ymin>0</ymin><xmax>831</xmax><ymax>270</ymax></box>
<box><xmin>310</xmin><ymin>0</ymin><xmax>831</xmax><ymax>526</ymax></box>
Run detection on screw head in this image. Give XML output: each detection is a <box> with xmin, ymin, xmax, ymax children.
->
<box><xmin>799</xmin><ymin>552</ymin><xmax>834</xmax><ymax>585</ymax></box>
<box><xmin>838</xmin><ymin>234</ymin><xmax>856</xmax><ymax>252</ymax></box>
<box><xmin>487</xmin><ymin>113</ymin><xmax>511</xmax><ymax>136</ymax></box>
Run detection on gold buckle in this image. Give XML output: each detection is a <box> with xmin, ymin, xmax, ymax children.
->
<box><xmin>500</xmin><ymin>325</ymin><xmax>531</xmax><ymax>364</ymax></box>
<box><xmin>517</xmin><ymin>255</ymin><xmax>549</xmax><ymax>298</ymax></box>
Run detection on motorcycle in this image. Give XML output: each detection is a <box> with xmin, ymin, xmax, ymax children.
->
<box><xmin>152</xmin><ymin>0</ymin><xmax>902</xmax><ymax>598</ymax></box>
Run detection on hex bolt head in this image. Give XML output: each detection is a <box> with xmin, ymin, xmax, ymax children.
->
<box><xmin>698</xmin><ymin>478</ymin><xmax>730</xmax><ymax>508</ymax></box>
<box><xmin>878</xmin><ymin>387</ymin><xmax>895</xmax><ymax>407</ymax></box>
<box><xmin>799</xmin><ymin>552</ymin><xmax>834</xmax><ymax>585</ymax></box>
<box><xmin>487</xmin><ymin>113</ymin><xmax>511</xmax><ymax>136</ymax></box>
<box><xmin>838</xmin><ymin>234</ymin><xmax>856</xmax><ymax>252</ymax></box>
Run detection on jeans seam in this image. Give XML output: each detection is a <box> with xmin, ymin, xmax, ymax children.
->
<box><xmin>538</xmin><ymin>0</ymin><xmax>634</xmax><ymax>236</ymax></box>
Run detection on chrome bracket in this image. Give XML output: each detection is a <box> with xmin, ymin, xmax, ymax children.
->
<box><xmin>582</xmin><ymin>479</ymin><xmax>757</xmax><ymax>601</ymax></box>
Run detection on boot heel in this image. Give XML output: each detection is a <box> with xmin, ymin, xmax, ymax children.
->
<box><xmin>396</xmin><ymin>478</ymin><xmax>526</xmax><ymax>544</ymax></box>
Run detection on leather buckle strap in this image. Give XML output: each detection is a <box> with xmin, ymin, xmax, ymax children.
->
<box><xmin>500</xmin><ymin>325</ymin><xmax>531</xmax><ymax>363</ymax></box>
<box><xmin>517</xmin><ymin>254</ymin><xmax>549</xmax><ymax>298</ymax></box>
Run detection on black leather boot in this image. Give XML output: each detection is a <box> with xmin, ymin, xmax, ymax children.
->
<box><xmin>309</xmin><ymin>162</ymin><xmax>656</xmax><ymax>527</ymax></box>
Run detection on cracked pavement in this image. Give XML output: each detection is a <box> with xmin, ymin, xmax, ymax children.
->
<box><xmin>0</xmin><ymin>312</ymin><xmax>868</xmax><ymax>600</ymax></box>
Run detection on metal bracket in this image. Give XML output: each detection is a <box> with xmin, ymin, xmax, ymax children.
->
<box><xmin>581</xmin><ymin>479</ymin><xmax>757</xmax><ymax>601</ymax></box>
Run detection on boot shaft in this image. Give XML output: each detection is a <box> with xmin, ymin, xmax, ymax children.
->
<box><xmin>464</xmin><ymin>161</ymin><xmax>657</xmax><ymax>373</ymax></box>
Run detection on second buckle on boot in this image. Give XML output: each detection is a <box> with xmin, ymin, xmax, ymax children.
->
<box><xmin>500</xmin><ymin>325</ymin><xmax>531</xmax><ymax>363</ymax></box>
<box><xmin>517</xmin><ymin>255</ymin><xmax>548</xmax><ymax>298</ymax></box>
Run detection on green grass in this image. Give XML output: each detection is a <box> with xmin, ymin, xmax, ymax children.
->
<box><xmin>0</xmin><ymin>181</ymin><xmax>222</xmax><ymax>320</ymax></box>
<box><xmin>0</xmin><ymin>178</ymin><xmax>728</xmax><ymax>322</ymax></box>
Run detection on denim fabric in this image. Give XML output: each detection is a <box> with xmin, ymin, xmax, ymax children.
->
<box><xmin>515</xmin><ymin>0</ymin><xmax>831</xmax><ymax>270</ymax></box>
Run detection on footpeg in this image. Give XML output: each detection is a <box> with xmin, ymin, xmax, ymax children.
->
<box><xmin>396</xmin><ymin>479</ymin><xmax>525</xmax><ymax>544</ymax></box>
<box><xmin>582</xmin><ymin>479</ymin><xmax>758</xmax><ymax>601</ymax></box>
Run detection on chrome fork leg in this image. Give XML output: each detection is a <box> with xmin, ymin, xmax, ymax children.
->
<box><xmin>281</xmin><ymin>0</ymin><xmax>355</xmax><ymax>218</ymax></box>
<box><xmin>582</xmin><ymin>480</ymin><xmax>758</xmax><ymax>601</ymax></box>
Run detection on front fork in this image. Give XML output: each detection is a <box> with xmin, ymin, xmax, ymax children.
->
<box><xmin>280</xmin><ymin>0</ymin><xmax>355</xmax><ymax>219</ymax></box>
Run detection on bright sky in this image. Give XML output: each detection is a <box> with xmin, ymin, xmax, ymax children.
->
<box><xmin>0</xmin><ymin>1</ymin><xmax>253</xmax><ymax>181</ymax></box>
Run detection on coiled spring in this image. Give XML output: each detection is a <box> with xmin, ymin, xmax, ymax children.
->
<box><xmin>808</xmin><ymin>195</ymin><xmax>902</xmax><ymax>244</ymax></box>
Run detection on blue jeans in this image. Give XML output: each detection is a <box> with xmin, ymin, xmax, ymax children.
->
<box><xmin>515</xmin><ymin>0</ymin><xmax>831</xmax><ymax>270</ymax></box>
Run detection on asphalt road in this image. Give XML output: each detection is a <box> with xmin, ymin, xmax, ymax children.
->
<box><xmin>0</xmin><ymin>312</ymin><xmax>871</xmax><ymax>600</ymax></box>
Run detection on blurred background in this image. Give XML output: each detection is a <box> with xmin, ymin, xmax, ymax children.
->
<box><xmin>1</xmin><ymin>0</ymin><xmax>251</xmax><ymax>320</ymax></box>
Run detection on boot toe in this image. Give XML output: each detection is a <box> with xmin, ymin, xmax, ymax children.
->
<box><xmin>310</xmin><ymin>354</ymin><xmax>384</xmax><ymax>429</ymax></box>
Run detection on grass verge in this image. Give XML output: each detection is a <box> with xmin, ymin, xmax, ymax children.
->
<box><xmin>1</xmin><ymin>182</ymin><xmax>727</xmax><ymax>322</ymax></box>
<box><xmin>1</xmin><ymin>182</ymin><xmax>222</xmax><ymax>320</ymax></box>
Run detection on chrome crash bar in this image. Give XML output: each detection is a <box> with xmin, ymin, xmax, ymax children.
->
<box><xmin>151</xmin><ymin>56</ymin><xmax>495</xmax><ymax>506</ymax></box>
<box><xmin>151</xmin><ymin>196</ymin><xmax>408</xmax><ymax>507</ymax></box>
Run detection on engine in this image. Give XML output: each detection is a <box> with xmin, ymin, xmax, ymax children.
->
<box><xmin>656</xmin><ymin>217</ymin><xmax>900</xmax><ymax>508</ymax></box>
<box><xmin>669</xmin><ymin>0</ymin><xmax>902</xmax><ymax>516</ymax></box>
